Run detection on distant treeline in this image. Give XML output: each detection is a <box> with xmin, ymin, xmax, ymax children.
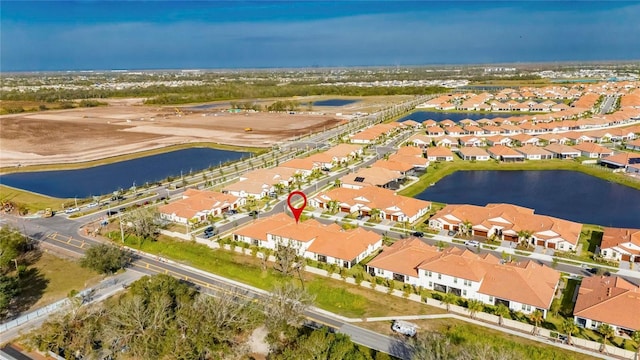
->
<box><xmin>0</xmin><ymin>83</ymin><xmax>447</xmax><ymax>105</ymax></box>
<box><xmin>469</xmin><ymin>74</ymin><xmax>543</xmax><ymax>82</ymax></box>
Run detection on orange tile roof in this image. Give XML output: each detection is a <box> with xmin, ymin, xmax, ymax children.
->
<box><xmin>601</xmin><ymin>227</ymin><xmax>640</xmax><ymax>250</ymax></box>
<box><xmin>367</xmin><ymin>238</ymin><xmax>441</xmax><ymax>277</ymax></box>
<box><xmin>324</xmin><ymin>144</ymin><xmax>363</xmax><ymax>158</ymax></box>
<box><xmin>515</xmin><ymin>144</ymin><xmax>553</xmax><ymax>156</ymax></box>
<box><xmin>340</xmin><ymin>167</ymin><xmax>402</xmax><ymax>188</ymax></box>
<box><xmin>574</xmin><ymin>276</ymin><xmax>640</xmax><ymax>331</ymax></box>
<box><xmin>159</xmin><ymin>190</ymin><xmax>240</xmax><ymax>219</ymax></box>
<box><xmin>572</xmin><ymin>142</ymin><xmax>614</xmax><ymax>155</ymax></box>
<box><xmin>426</xmin><ymin>146</ymin><xmax>454</xmax><ymax>157</ymax></box>
<box><xmin>312</xmin><ymin>186</ymin><xmax>431</xmax><ymax>219</ymax></box>
<box><xmin>487</xmin><ymin>145</ymin><xmax>522</xmax><ymax>157</ymax></box>
<box><xmin>457</xmin><ymin>147</ymin><xmax>490</xmax><ymax>157</ymax></box>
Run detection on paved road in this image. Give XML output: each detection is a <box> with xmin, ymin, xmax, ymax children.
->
<box><xmin>599</xmin><ymin>95</ymin><xmax>618</xmax><ymax>115</ymax></box>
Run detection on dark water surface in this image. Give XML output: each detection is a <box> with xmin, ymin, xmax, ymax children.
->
<box><xmin>398</xmin><ymin>111</ymin><xmax>518</xmax><ymax>123</ymax></box>
<box><xmin>415</xmin><ymin>170</ymin><xmax>640</xmax><ymax>228</ymax></box>
<box><xmin>0</xmin><ymin>148</ymin><xmax>248</xmax><ymax>198</ymax></box>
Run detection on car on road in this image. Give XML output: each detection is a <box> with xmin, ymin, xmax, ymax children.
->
<box><xmin>391</xmin><ymin>320</ymin><xmax>417</xmax><ymax>337</ymax></box>
<box><xmin>248</xmin><ymin>210</ymin><xmax>259</xmax><ymax>217</ymax></box>
<box><xmin>65</xmin><ymin>207</ymin><xmax>80</xmax><ymax>214</ymax></box>
<box><xmin>225</xmin><ymin>209</ymin><xmax>238</xmax><ymax>216</ymax></box>
<box><xmin>86</xmin><ymin>202</ymin><xmax>99</xmax><ymax>208</ymax></box>
<box><xmin>412</xmin><ymin>231</ymin><xmax>424</xmax><ymax>238</ymax></box>
<box><xmin>203</xmin><ymin>226</ymin><xmax>217</xmax><ymax>238</ymax></box>
<box><xmin>106</xmin><ymin>210</ymin><xmax>118</xmax><ymax>216</ymax></box>
<box><xmin>447</xmin><ymin>230</ymin><xmax>457</xmax><ymax>236</ymax></box>
<box><xmin>465</xmin><ymin>240</ymin><xmax>480</xmax><ymax>247</ymax></box>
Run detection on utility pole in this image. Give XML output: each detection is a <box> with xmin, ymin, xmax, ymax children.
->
<box><xmin>12</xmin><ymin>259</ymin><xmax>19</xmax><ymax>278</ymax></box>
<box><xmin>119</xmin><ymin>213</ymin><xmax>125</xmax><ymax>243</ymax></box>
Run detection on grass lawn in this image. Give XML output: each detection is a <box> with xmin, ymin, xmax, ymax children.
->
<box><xmin>560</xmin><ymin>278</ymin><xmax>580</xmax><ymax>316</ymax></box>
<box><xmin>398</xmin><ymin>158</ymin><xmax>640</xmax><ymax>198</ymax></box>
<box><xmin>18</xmin><ymin>252</ymin><xmax>102</xmax><ymax>314</ymax></box>
<box><xmin>579</xmin><ymin>224</ymin><xmax>604</xmax><ymax>256</ymax></box>
<box><xmin>108</xmin><ymin>233</ymin><xmax>446</xmax><ymax>319</ymax></box>
<box><xmin>0</xmin><ymin>185</ymin><xmax>71</xmax><ymax>213</ymax></box>
<box><xmin>360</xmin><ymin>318</ymin><xmax>597</xmax><ymax>360</ymax></box>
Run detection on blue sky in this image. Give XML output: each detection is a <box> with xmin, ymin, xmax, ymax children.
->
<box><xmin>2</xmin><ymin>1</ymin><xmax>640</xmax><ymax>71</ymax></box>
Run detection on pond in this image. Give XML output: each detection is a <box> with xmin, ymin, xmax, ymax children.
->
<box><xmin>397</xmin><ymin>111</ymin><xmax>515</xmax><ymax>123</ymax></box>
<box><xmin>415</xmin><ymin>170</ymin><xmax>640</xmax><ymax>228</ymax></box>
<box><xmin>0</xmin><ymin>148</ymin><xmax>248</xmax><ymax>199</ymax></box>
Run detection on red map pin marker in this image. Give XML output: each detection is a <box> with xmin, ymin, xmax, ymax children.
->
<box><xmin>287</xmin><ymin>191</ymin><xmax>307</xmax><ymax>223</ymax></box>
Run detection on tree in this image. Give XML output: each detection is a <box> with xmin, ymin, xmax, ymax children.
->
<box><xmin>560</xmin><ymin>318</ymin><xmax>578</xmax><ymax>346</ymax></box>
<box><xmin>0</xmin><ymin>226</ymin><xmax>29</xmax><ymax>271</ymax></box>
<box><xmin>370</xmin><ymin>208</ymin><xmax>381</xmax><ymax>222</ymax></box>
<box><xmin>273</xmin><ymin>240</ymin><xmax>303</xmax><ymax>277</ymax></box>
<box><xmin>124</xmin><ymin>206</ymin><xmax>161</xmax><ymax>240</ymax></box>
<box><xmin>529</xmin><ymin>310</ymin><xmax>544</xmax><ymax>335</ymax></box>
<box><xmin>410</xmin><ymin>331</ymin><xmax>452</xmax><ymax>360</ymax></box>
<box><xmin>550</xmin><ymin>298</ymin><xmax>561</xmax><ymax>317</ymax></box>
<box><xmin>80</xmin><ymin>244</ymin><xmax>130</xmax><ymax>274</ymax></box>
<box><xmin>0</xmin><ymin>274</ymin><xmax>19</xmax><ymax>316</ymax></box>
<box><xmin>327</xmin><ymin>200</ymin><xmax>340</xmax><ymax>214</ymax></box>
<box><xmin>598</xmin><ymin>323</ymin><xmax>615</xmax><ymax>352</ymax></box>
<box><xmin>495</xmin><ymin>303</ymin><xmax>510</xmax><ymax>326</ymax></box>
<box><xmin>441</xmin><ymin>292</ymin><xmax>457</xmax><ymax>312</ymax></box>
<box><xmin>466</xmin><ymin>299</ymin><xmax>483</xmax><ymax>320</ymax></box>
<box><xmin>517</xmin><ymin>230</ymin><xmax>533</xmax><ymax>246</ymax></box>
<box><xmin>263</xmin><ymin>282</ymin><xmax>314</xmax><ymax>351</ymax></box>
<box><xmin>631</xmin><ymin>330</ymin><xmax>640</xmax><ymax>357</ymax></box>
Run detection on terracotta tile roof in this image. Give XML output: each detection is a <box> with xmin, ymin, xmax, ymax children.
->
<box><xmin>324</xmin><ymin>144</ymin><xmax>363</xmax><ymax>158</ymax></box>
<box><xmin>312</xmin><ymin>186</ymin><xmax>431</xmax><ymax>219</ymax></box>
<box><xmin>601</xmin><ymin>227</ymin><xmax>640</xmax><ymax>250</ymax></box>
<box><xmin>487</xmin><ymin>145</ymin><xmax>523</xmax><ymax>157</ymax></box>
<box><xmin>280</xmin><ymin>157</ymin><xmax>318</xmax><ymax>171</ymax></box>
<box><xmin>457</xmin><ymin>147</ymin><xmax>490</xmax><ymax>157</ymax></box>
<box><xmin>544</xmin><ymin>143</ymin><xmax>580</xmax><ymax>155</ymax></box>
<box><xmin>396</xmin><ymin>146</ymin><xmax>424</xmax><ymax>157</ymax></box>
<box><xmin>367</xmin><ymin>238</ymin><xmax>441</xmax><ymax>277</ymax></box>
<box><xmin>432</xmin><ymin>203</ymin><xmax>581</xmax><ymax>245</ymax></box>
<box><xmin>426</xmin><ymin>146</ymin><xmax>454</xmax><ymax>157</ymax></box>
<box><xmin>574</xmin><ymin>276</ymin><xmax>640</xmax><ymax>331</ymax></box>
<box><xmin>515</xmin><ymin>144</ymin><xmax>553</xmax><ymax>156</ymax></box>
<box><xmin>340</xmin><ymin>167</ymin><xmax>402</xmax><ymax>188</ymax></box>
<box><xmin>572</xmin><ymin>142</ymin><xmax>614</xmax><ymax>155</ymax></box>
<box><xmin>159</xmin><ymin>190</ymin><xmax>240</xmax><ymax>219</ymax></box>
<box><xmin>599</xmin><ymin>152</ymin><xmax>640</xmax><ymax>166</ymax></box>
<box><xmin>235</xmin><ymin>214</ymin><xmax>381</xmax><ymax>261</ymax></box>
<box><xmin>372</xmin><ymin>159</ymin><xmax>414</xmax><ymax>172</ymax></box>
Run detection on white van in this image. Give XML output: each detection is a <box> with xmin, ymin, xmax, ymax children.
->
<box><xmin>391</xmin><ymin>320</ymin><xmax>417</xmax><ymax>337</ymax></box>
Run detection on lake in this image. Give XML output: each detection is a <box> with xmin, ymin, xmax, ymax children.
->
<box><xmin>397</xmin><ymin>111</ymin><xmax>513</xmax><ymax>123</ymax></box>
<box><xmin>415</xmin><ymin>170</ymin><xmax>640</xmax><ymax>228</ymax></box>
<box><xmin>0</xmin><ymin>148</ymin><xmax>248</xmax><ymax>199</ymax></box>
<box><xmin>312</xmin><ymin>99</ymin><xmax>358</xmax><ymax>107</ymax></box>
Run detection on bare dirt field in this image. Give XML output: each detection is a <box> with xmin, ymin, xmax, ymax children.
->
<box><xmin>0</xmin><ymin>104</ymin><xmax>344</xmax><ymax>168</ymax></box>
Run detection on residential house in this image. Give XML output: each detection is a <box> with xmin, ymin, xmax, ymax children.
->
<box><xmin>432</xmin><ymin>136</ymin><xmax>457</xmax><ymax>148</ymax></box>
<box><xmin>233</xmin><ymin>213</ymin><xmax>382</xmax><ymax>268</ymax></box>
<box><xmin>426</xmin><ymin>127</ymin><xmax>446</xmax><ymax>136</ymax></box>
<box><xmin>223</xmin><ymin>167</ymin><xmax>297</xmax><ymax>198</ymax></box>
<box><xmin>340</xmin><ymin>167</ymin><xmax>403</xmax><ymax>190</ymax></box>
<box><xmin>626</xmin><ymin>139</ymin><xmax>640</xmax><ymax>151</ymax></box>
<box><xmin>599</xmin><ymin>227</ymin><xmax>640</xmax><ymax>263</ymax></box>
<box><xmin>280</xmin><ymin>157</ymin><xmax>319</xmax><ymax>177</ymax></box>
<box><xmin>509</xmin><ymin>133</ymin><xmax>540</xmax><ymax>146</ymax></box>
<box><xmin>310</xmin><ymin>186</ymin><xmax>431</xmax><ymax>223</ymax></box>
<box><xmin>159</xmin><ymin>189</ymin><xmax>243</xmax><ymax>224</ymax></box>
<box><xmin>324</xmin><ymin>144</ymin><xmax>364</xmax><ymax>164</ymax></box>
<box><xmin>572</xmin><ymin>142</ymin><xmax>614</xmax><ymax>159</ymax></box>
<box><xmin>426</xmin><ymin>146</ymin><xmax>455</xmax><ymax>162</ymax></box>
<box><xmin>487</xmin><ymin>145</ymin><xmax>525</xmax><ymax>162</ymax></box>
<box><xmin>428</xmin><ymin>203</ymin><xmax>581</xmax><ymax>251</ymax></box>
<box><xmin>462</xmin><ymin>125</ymin><xmax>485</xmax><ymax>136</ymax></box>
<box><xmin>367</xmin><ymin>239</ymin><xmax>561</xmax><ymax>317</ymax></box>
<box><xmin>544</xmin><ymin>144</ymin><xmax>581</xmax><ymax>159</ymax></box>
<box><xmin>457</xmin><ymin>147</ymin><xmax>490</xmax><ymax>161</ymax></box>
<box><xmin>485</xmin><ymin>136</ymin><xmax>512</xmax><ymax>147</ymax></box>
<box><xmin>458</xmin><ymin>136</ymin><xmax>485</xmax><ymax>147</ymax></box>
<box><xmin>515</xmin><ymin>145</ymin><xmax>554</xmax><ymax>160</ymax></box>
<box><xmin>536</xmin><ymin>133</ymin><xmax>569</xmax><ymax>145</ymax></box>
<box><xmin>407</xmin><ymin>134</ymin><xmax>433</xmax><ymax>149</ymax></box>
<box><xmin>599</xmin><ymin>152</ymin><xmax>640</xmax><ymax>173</ymax></box>
<box><xmin>401</xmin><ymin>120</ymin><xmax>423</xmax><ymax>129</ymax></box>
<box><xmin>573</xmin><ymin>276</ymin><xmax>640</xmax><ymax>335</ymax></box>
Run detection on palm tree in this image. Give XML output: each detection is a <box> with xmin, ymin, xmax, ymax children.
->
<box><xmin>529</xmin><ymin>310</ymin><xmax>544</xmax><ymax>335</ymax></box>
<box><xmin>370</xmin><ymin>208</ymin><xmax>381</xmax><ymax>222</ymax></box>
<box><xmin>467</xmin><ymin>299</ymin><xmax>483</xmax><ymax>320</ymax></box>
<box><xmin>495</xmin><ymin>303</ymin><xmax>510</xmax><ymax>327</ymax></box>
<box><xmin>598</xmin><ymin>323</ymin><xmax>615</xmax><ymax>353</ymax></box>
<box><xmin>441</xmin><ymin>292</ymin><xmax>457</xmax><ymax>312</ymax></box>
<box><xmin>461</xmin><ymin>220</ymin><xmax>473</xmax><ymax>237</ymax></box>
<box><xmin>517</xmin><ymin>230</ymin><xmax>533</xmax><ymax>246</ymax></box>
<box><xmin>560</xmin><ymin>318</ymin><xmax>578</xmax><ymax>345</ymax></box>
<box><xmin>631</xmin><ymin>330</ymin><xmax>640</xmax><ymax>358</ymax></box>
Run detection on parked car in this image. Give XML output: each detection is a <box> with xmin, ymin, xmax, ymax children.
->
<box><xmin>356</xmin><ymin>214</ymin><xmax>364</xmax><ymax>220</ymax></box>
<box><xmin>225</xmin><ymin>209</ymin><xmax>238</xmax><ymax>215</ymax></box>
<box><xmin>248</xmin><ymin>210</ymin><xmax>259</xmax><ymax>217</ymax></box>
<box><xmin>203</xmin><ymin>226</ymin><xmax>217</xmax><ymax>238</ymax></box>
<box><xmin>465</xmin><ymin>240</ymin><xmax>480</xmax><ymax>247</ymax></box>
<box><xmin>106</xmin><ymin>210</ymin><xmax>118</xmax><ymax>216</ymax></box>
<box><xmin>391</xmin><ymin>320</ymin><xmax>417</xmax><ymax>337</ymax></box>
<box><xmin>447</xmin><ymin>230</ymin><xmax>457</xmax><ymax>236</ymax></box>
<box><xmin>412</xmin><ymin>231</ymin><xmax>424</xmax><ymax>238</ymax></box>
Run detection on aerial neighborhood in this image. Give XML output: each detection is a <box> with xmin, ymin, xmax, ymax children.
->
<box><xmin>155</xmin><ymin>81</ymin><xmax>640</xmax><ymax>352</ymax></box>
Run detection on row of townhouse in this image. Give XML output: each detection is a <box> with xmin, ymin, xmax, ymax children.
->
<box><xmin>599</xmin><ymin>152</ymin><xmax>640</xmax><ymax>174</ymax></box>
<box><xmin>406</xmin><ymin>117</ymin><xmax>640</xmax><ymax>139</ymax></box>
<box><xmin>349</xmin><ymin>122</ymin><xmax>405</xmax><ymax>144</ymax></box>
<box><xmin>310</xmin><ymin>185</ymin><xmax>432</xmax><ymax>224</ymax></box>
<box><xmin>222</xmin><ymin>144</ymin><xmax>364</xmax><ymax>199</ymax></box>
<box><xmin>366</xmin><ymin>238</ymin><xmax>561</xmax><ymax>318</ymax></box>
<box><xmin>159</xmin><ymin>189</ymin><xmax>244</xmax><ymax>224</ymax></box>
<box><xmin>428</xmin><ymin>203</ymin><xmax>583</xmax><ymax>251</ymax></box>
<box><xmin>573</xmin><ymin>275</ymin><xmax>640</xmax><ymax>336</ymax></box>
<box><xmin>233</xmin><ymin>213</ymin><xmax>382</xmax><ymax>269</ymax></box>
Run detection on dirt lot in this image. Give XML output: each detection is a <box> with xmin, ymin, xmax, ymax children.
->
<box><xmin>0</xmin><ymin>104</ymin><xmax>344</xmax><ymax>168</ymax></box>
